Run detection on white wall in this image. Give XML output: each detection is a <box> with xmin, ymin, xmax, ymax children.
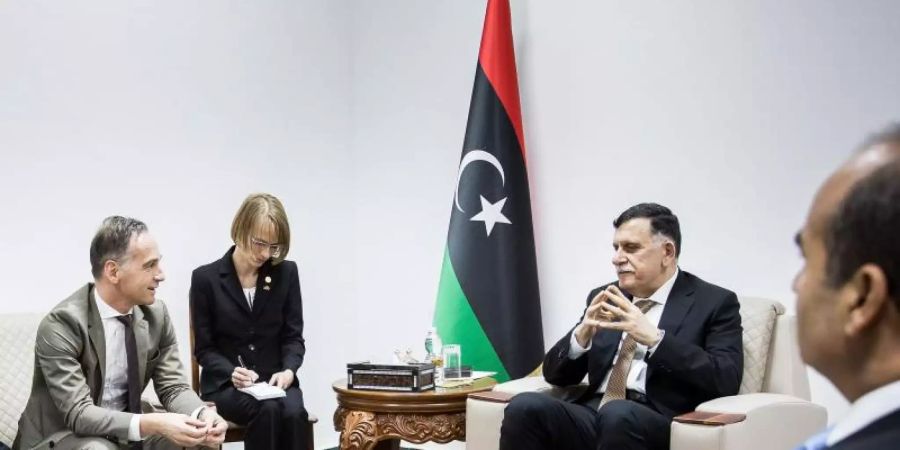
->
<box><xmin>4</xmin><ymin>1</ymin><xmax>900</xmax><ymax>448</ymax></box>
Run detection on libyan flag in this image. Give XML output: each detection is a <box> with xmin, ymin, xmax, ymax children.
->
<box><xmin>433</xmin><ymin>0</ymin><xmax>544</xmax><ymax>383</ymax></box>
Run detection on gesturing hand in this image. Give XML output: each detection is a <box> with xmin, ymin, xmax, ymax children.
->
<box><xmin>592</xmin><ymin>285</ymin><xmax>661</xmax><ymax>346</ymax></box>
<box><xmin>574</xmin><ymin>289</ymin><xmax>614</xmax><ymax>347</ymax></box>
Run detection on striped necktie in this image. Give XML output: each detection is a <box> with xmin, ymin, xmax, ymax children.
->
<box><xmin>599</xmin><ymin>299</ymin><xmax>655</xmax><ymax>409</ymax></box>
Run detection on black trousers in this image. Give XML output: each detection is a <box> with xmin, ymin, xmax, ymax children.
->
<box><xmin>204</xmin><ymin>385</ymin><xmax>310</xmax><ymax>450</ymax></box>
<box><xmin>499</xmin><ymin>392</ymin><xmax>672</xmax><ymax>450</ymax></box>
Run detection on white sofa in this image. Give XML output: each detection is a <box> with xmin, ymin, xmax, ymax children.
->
<box><xmin>0</xmin><ymin>313</ymin><xmax>43</xmax><ymax>448</ymax></box>
<box><xmin>465</xmin><ymin>297</ymin><xmax>828</xmax><ymax>450</ymax></box>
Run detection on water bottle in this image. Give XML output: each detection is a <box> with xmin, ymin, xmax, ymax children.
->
<box><xmin>425</xmin><ymin>327</ymin><xmax>444</xmax><ymax>384</ymax></box>
<box><xmin>425</xmin><ymin>327</ymin><xmax>443</xmax><ymax>357</ymax></box>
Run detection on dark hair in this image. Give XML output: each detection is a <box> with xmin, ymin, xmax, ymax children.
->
<box><xmin>825</xmin><ymin>156</ymin><xmax>900</xmax><ymax>307</ymax></box>
<box><xmin>89</xmin><ymin>216</ymin><xmax>148</xmax><ymax>279</ymax></box>
<box><xmin>613</xmin><ymin>203</ymin><xmax>682</xmax><ymax>256</ymax></box>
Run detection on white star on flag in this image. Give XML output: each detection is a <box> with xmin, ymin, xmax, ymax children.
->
<box><xmin>470</xmin><ymin>195</ymin><xmax>512</xmax><ymax>236</ymax></box>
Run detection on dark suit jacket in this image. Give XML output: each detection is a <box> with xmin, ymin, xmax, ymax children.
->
<box><xmin>830</xmin><ymin>408</ymin><xmax>900</xmax><ymax>449</ymax></box>
<box><xmin>543</xmin><ymin>270</ymin><xmax>743</xmax><ymax>418</ymax></box>
<box><xmin>14</xmin><ymin>284</ymin><xmax>204</xmax><ymax>450</ymax></box>
<box><xmin>190</xmin><ymin>247</ymin><xmax>305</xmax><ymax>395</ymax></box>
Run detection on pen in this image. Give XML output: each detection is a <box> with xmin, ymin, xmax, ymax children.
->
<box><xmin>238</xmin><ymin>354</ymin><xmax>247</xmax><ymax>369</ymax></box>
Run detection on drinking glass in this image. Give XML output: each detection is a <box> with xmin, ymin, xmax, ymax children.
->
<box><xmin>442</xmin><ymin>344</ymin><xmax>462</xmax><ymax>379</ymax></box>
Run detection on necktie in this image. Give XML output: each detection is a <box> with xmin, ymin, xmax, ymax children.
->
<box><xmin>116</xmin><ymin>315</ymin><xmax>144</xmax><ymax>449</ymax></box>
<box><xmin>115</xmin><ymin>314</ymin><xmax>141</xmax><ymax>414</ymax></box>
<box><xmin>599</xmin><ymin>299</ymin><xmax>656</xmax><ymax>409</ymax></box>
<box><xmin>795</xmin><ymin>427</ymin><xmax>832</xmax><ymax>450</ymax></box>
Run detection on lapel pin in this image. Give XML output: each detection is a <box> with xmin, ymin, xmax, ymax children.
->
<box><xmin>265</xmin><ymin>276</ymin><xmax>272</xmax><ymax>284</ymax></box>
<box><xmin>263</xmin><ymin>285</ymin><xmax>271</xmax><ymax>291</ymax></box>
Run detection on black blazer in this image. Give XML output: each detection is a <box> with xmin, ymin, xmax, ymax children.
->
<box><xmin>190</xmin><ymin>247</ymin><xmax>305</xmax><ymax>395</ymax></box>
<box><xmin>830</xmin><ymin>408</ymin><xmax>900</xmax><ymax>449</ymax></box>
<box><xmin>543</xmin><ymin>270</ymin><xmax>743</xmax><ymax>418</ymax></box>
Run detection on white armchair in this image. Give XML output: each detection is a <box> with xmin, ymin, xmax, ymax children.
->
<box><xmin>465</xmin><ymin>297</ymin><xmax>827</xmax><ymax>450</ymax></box>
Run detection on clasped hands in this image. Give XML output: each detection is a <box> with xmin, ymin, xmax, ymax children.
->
<box><xmin>140</xmin><ymin>408</ymin><xmax>227</xmax><ymax>448</ymax></box>
<box><xmin>574</xmin><ymin>285</ymin><xmax>661</xmax><ymax>348</ymax></box>
<box><xmin>232</xmin><ymin>367</ymin><xmax>294</xmax><ymax>390</ymax></box>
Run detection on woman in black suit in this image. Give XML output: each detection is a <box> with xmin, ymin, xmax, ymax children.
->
<box><xmin>190</xmin><ymin>193</ymin><xmax>308</xmax><ymax>450</ymax></box>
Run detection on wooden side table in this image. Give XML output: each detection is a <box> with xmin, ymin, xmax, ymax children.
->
<box><xmin>332</xmin><ymin>377</ymin><xmax>496</xmax><ymax>450</ymax></box>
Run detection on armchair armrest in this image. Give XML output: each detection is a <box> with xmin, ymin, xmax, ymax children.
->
<box><xmin>670</xmin><ymin>393</ymin><xmax>827</xmax><ymax>450</ymax></box>
<box><xmin>469</xmin><ymin>391</ymin><xmax>515</xmax><ymax>404</ymax></box>
<box><xmin>491</xmin><ymin>375</ymin><xmax>555</xmax><ymax>395</ymax></box>
<box><xmin>694</xmin><ymin>393</ymin><xmax>824</xmax><ymax>417</ymax></box>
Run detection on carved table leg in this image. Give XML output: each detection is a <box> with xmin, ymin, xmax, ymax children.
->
<box><xmin>338</xmin><ymin>409</ymin><xmax>380</xmax><ymax>450</ymax></box>
<box><xmin>334</xmin><ymin>407</ymin><xmax>467</xmax><ymax>449</ymax></box>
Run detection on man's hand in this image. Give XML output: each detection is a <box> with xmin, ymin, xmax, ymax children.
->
<box><xmin>594</xmin><ymin>285</ymin><xmax>661</xmax><ymax>346</ymax></box>
<box><xmin>140</xmin><ymin>413</ymin><xmax>207</xmax><ymax>448</ymax></box>
<box><xmin>574</xmin><ymin>290</ymin><xmax>615</xmax><ymax>347</ymax></box>
<box><xmin>198</xmin><ymin>408</ymin><xmax>228</xmax><ymax>448</ymax></box>
<box><xmin>268</xmin><ymin>369</ymin><xmax>294</xmax><ymax>390</ymax></box>
<box><xmin>232</xmin><ymin>367</ymin><xmax>259</xmax><ymax>388</ymax></box>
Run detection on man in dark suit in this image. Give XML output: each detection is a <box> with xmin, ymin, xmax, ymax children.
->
<box><xmin>13</xmin><ymin>216</ymin><xmax>227</xmax><ymax>450</ymax></box>
<box><xmin>793</xmin><ymin>124</ymin><xmax>900</xmax><ymax>450</ymax></box>
<box><xmin>500</xmin><ymin>203</ymin><xmax>743</xmax><ymax>450</ymax></box>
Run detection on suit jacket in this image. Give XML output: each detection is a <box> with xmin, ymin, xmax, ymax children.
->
<box><xmin>189</xmin><ymin>247</ymin><xmax>305</xmax><ymax>396</ymax></box>
<box><xmin>830</xmin><ymin>408</ymin><xmax>900</xmax><ymax>449</ymax></box>
<box><xmin>543</xmin><ymin>270</ymin><xmax>743</xmax><ymax>418</ymax></box>
<box><xmin>13</xmin><ymin>284</ymin><xmax>204</xmax><ymax>450</ymax></box>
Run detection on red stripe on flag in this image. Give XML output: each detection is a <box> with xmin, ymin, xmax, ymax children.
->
<box><xmin>478</xmin><ymin>0</ymin><xmax>526</xmax><ymax>159</ymax></box>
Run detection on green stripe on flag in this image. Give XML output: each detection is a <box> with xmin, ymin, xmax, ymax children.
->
<box><xmin>434</xmin><ymin>247</ymin><xmax>510</xmax><ymax>382</ymax></box>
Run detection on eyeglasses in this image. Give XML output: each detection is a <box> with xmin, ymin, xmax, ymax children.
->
<box><xmin>250</xmin><ymin>237</ymin><xmax>282</xmax><ymax>257</ymax></box>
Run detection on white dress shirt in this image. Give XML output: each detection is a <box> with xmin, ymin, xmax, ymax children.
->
<box><xmin>94</xmin><ymin>290</ymin><xmax>143</xmax><ymax>442</ymax></box>
<box><xmin>243</xmin><ymin>287</ymin><xmax>256</xmax><ymax>308</ymax></box>
<box><xmin>826</xmin><ymin>379</ymin><xmax>900</xmax><ymax>446</ymax></box>
<box><xmin>568</xmin><ymin>268</ymin><xmax>679</xmax><ymax>394</ymax></box>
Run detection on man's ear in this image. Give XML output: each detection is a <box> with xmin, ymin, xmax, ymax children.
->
<box><xmin>663</xmin><ymin>241</ymin><xmax>677</xmax><ymax>264</ymax></box>
<box><xmin>843</xmin><ymin>263</ymin><xmax>890</xmax><ymax>336</ymax></box>
<box><xmin>103</xmin><ymin>259</ymin><xmax>120</xmax><ymax>284</ymax></box>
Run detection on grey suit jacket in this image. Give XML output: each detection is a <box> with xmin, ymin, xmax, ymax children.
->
<box><xmin>13</xmin><ymin>283</ymin><xmax>205</xmax><ymax>450</ymax></box>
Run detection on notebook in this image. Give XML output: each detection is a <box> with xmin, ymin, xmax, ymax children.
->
<box><xmin>238</xmin><ymin>382</ymin><xmax>287</xmax><ymax>400</ymax></box>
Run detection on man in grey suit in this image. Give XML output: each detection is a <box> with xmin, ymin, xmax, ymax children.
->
<box><xmin>13</xmin><ymin>216</ymin><xmax>228</xmax><ymax>450</ymax></box>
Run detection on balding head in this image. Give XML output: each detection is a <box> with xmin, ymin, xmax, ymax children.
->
<box><xmin>794</xmin><ymin>124</ymin><xmax>900</xmax><ymax>402</ymax></box>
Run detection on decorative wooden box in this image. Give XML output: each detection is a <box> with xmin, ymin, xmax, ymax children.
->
<box><xmin>346</xmin><ymin>362</ymin><xmax>436</xmax><ymax>392</ymax></box>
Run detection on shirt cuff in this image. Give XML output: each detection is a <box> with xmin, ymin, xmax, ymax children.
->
<box><xmin>647</xmin><ymin>330</ymin><xmax>665</xmax><ymax>357</ymax></box>
<box><xmin>191</xmin><ymin>406</ymin><xmax>206</xmax><ymax>420</ymax></box>
<box><xmin>129</xmin><ymin>414</ymin><xmax>143</xmax><ymax>441</ymax></box>
<box><xmin>568</xmin><ymin>329</ymin><xmax>591</xmax><ymax>359</ymax></box>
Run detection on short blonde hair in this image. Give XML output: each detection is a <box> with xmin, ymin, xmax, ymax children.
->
<box><xmin>231</xmin><ymin>193</ymin><xmax>291</xmax><ymax>264</ymax></box>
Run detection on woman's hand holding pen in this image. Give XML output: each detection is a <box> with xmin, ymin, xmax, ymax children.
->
<box><xmin>232</xmin><ymin>367</ymin><xmax>259</xmax><ymax>388</ymax></box>
<box><xmin>232</xmin><ymin>355</ymin><xmax>259</xmax><ymax>388</ymax></box>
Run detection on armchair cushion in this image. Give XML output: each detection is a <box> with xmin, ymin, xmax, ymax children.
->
<box><xmin>737</xmin><ymin>298</ymin><xmax>782</xmax><ymax>394</ymax></box>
